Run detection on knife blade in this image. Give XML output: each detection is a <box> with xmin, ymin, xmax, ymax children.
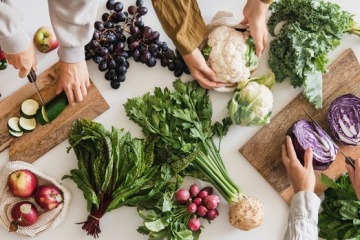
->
<box><xmin>301</xmin><ymin>107</ymin><xmax>356</xmax><ymax>168</ymax></box>
<box><xmin>27</xmin><ymin>68</ymin><xmax>45</xmax><ymax>106</ymax></box>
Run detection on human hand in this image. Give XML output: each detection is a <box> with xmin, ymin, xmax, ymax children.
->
<box><xmin>4</xmin><ymin>43</ymin><xmax>37</xmax><ymax>78</ymax></box>
<box><xmin>282</xmin><ymin>136</ymin><xmax>316</xmax><ymax>193</ymax></box>
<box><xmin>241</xmin><ymin>0</ymin><xmax>270</xmax><ymax>57</ymax></box>
<box><xmin>56</xmin><ymin>60</ymin><xmax>90</xmax><ymax>105</ymax></box>
<box><xmin>346</xmin><ymin>158</ymin><xmax>360</xmax><ymax>200</ymax></box>
<box><xmin>182</xmin><ymin>48</ymin><xmax>226</xmax><ymax>89</ymax></box>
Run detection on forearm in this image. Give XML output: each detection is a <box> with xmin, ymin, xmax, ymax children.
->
<box><xmin>0</xmin><ymin>2</ymin><xmax>31</xmax><ymax>54</ymax></box>
<box><xmin>283</xmin><ymin>191</ymin><xmax>321</xmax><ymax>240</ymax></box>
<box><xmin>151</xmin><ymin>0</ymin><xmax>207</xmax><ymax>55</ymax></box>
<box><xmin>48</xmin><ymin>0</ymin><xmax>99</xmax><ymax>63</ymax></box>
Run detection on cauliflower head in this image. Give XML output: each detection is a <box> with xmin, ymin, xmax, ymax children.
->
<box><xmin>227</xmin><ymin>82</ymin><xmax>273</xmax><ymax>126</ymax></box>
<box><xmin>205</xmin><ymin>26</ymin><xmax>259</xmax><ymax>85</ymax></box>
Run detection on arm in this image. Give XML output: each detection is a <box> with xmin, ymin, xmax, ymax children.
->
<box><xmin>281</xmin><ymin>136</ymin><xmax>320</xmax><ymax>240</ymax></box>
<box><xmin>0</xmin><ymin>2</ymin><xmax>36</xmax><ymax>77</ymax></box>
<box><xmin>48</xmin><ymin>0</ymin><xmax>99</xmax><ymax>105</ymax></box>
<box><xmin>346</xmin><ymin>158</ymin><xmax>360</xmax><ymax>200</ymax></box>
<box><xmin>241</xmin><ymin>0</ymin><xmax>270</xmax><ymax>57</ymax></box>
<box><xmin>151</xmin><ymin>0</ymin><xmax>225</xmax><ymax>89</ymax></box>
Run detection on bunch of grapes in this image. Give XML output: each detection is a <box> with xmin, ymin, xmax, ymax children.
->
<box><xmin>175</xmin><ymin>184</ymin><xmax>220</xmax><ymax>232</ymax></box>
<box><xmin>85</xmin><ymin>0</ymin><xmax>190</xmax><ymax>89</ymax></box>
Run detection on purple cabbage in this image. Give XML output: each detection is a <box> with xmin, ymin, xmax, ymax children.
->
<box><xmin>327</xmin><ymin>93</ymin><xmax>360</xmax><ymax>146</ymax></box>
<box><xmin>288</xmin><ymin>120</ymin><xmax>339</xmax><ymax>170</ymax></box>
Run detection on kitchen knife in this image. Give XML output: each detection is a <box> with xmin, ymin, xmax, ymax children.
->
<box><xmin>301</xmin><ymin>107</ymin><xmax>356</xmax><ymax>169</ymax></box>
<box><xmin>27</xmin><ymin>68</ymin><xmax>45</xmax><ymax>106</ymax></box>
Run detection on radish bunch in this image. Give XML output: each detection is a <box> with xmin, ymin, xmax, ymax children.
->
<box><xmin>175</xmin><ymin>184</ymin><xmax>220</xmax><ymax>231</ymax></box>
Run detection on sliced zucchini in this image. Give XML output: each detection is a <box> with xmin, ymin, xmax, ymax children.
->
<box><xmin>9</xmin><ymin>129</ymin><xmax>23</xmax><ymax>137</ymax></box>
<box><xmin>20</xmin><ymin>99</ymin><xmax>40</xmax><ymax>118</ymax></box>
<box><xmin>7</xmin><ymin>117</ymin><xmax>21</xmax><ymax>132</ymax></box>
<box><xmin>18</xmin><ymin>117</ymin><xmax>37</xmax><ymax>132</ymax></box>
<box><xmin>36</xmin><ymin>91</ymin><xmax>68</xmax><ymax>125</ymax></box>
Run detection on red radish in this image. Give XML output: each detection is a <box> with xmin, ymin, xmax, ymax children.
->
<box><xmin>9</xmin><ymin>201</ymin><xmax>39</xmax><ymax>231</ymax></box>
<box><xmin>187</xmin><ymin>217</ymin><xmax>201</xmax><ymax>231</ymax></box>
<box><xmin>200</xmin><ymin>186</ymin><xmax>213</xmax><ymax>195</ymax></box>
<box><xmin>175</xmin><ymin>188</ymin><xmax>190</xmax><ymax>205</ymax></box>
<box><xmin>205</xmin><ymin>209</ymin><xmax>219</xmax><ymax>220</ymax></box>
<box><xmin>189</xmin><ymin>184</ymin><xmax>200</xmax><ymax>198</ymax></box>
<box><xmin>193</xmin><ymin>197</ymin><xmax>202</xmax><ymax>206</ymax></box>
<box><xmin>0</xmin><ymin>47</ymin><xmax>5</xmax><ymax>60</ymax></box>
<box><xmin>187</xmin><ymin>202</ymin><xmax>197</xmax><ymax>214</ymax></box>
<box><xmin>196</xmin><ymin>205</ymin><xmax>208</xmax><ymax>217</ymax></box>
<box><xmin>197</xmin><ymin>190</ymin><xmax>209</xmax><ymax>199</ymax></box>
<box><xmin>33</xmin><ymin>185</ymin><xmax>63</xmax><ymax>211</ymax></box>
<box><xmin>203</xmin><ymin>195</ymin><xmax>220</xmax><ymax>210</ymax></box>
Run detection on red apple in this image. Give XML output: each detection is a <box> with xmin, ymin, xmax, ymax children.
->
<box><xmin>33</xmin><ymin>185</ymin><xmax>63</xmax><ymax>211</ymax></box>
<box><xmin>33</xmin><ymin>26</ymin><xmax>59</xmax><ymax>53</ymax></box>
<box><xmin>0</xmin><ymin>47</ymin><xmax>7</xmax><ymax>70</ymax></box>
<box><xmin>9</xmin><ymin>201</ymin><xmax>39</xmax><ymax>231</ymax></box>
<box><xmin>7</xmin><ymin>170</ymin><xmax>38</xmax><ymax>198</ymax></box>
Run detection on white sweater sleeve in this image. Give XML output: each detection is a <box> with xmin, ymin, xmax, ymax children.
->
<box><xmin>48</xmin><ymin>0</ymin><xmax>99</xmax><ymax>63</ymax></box>
<box><xmin>0</xmin><ymin>2</ymin><xmax>32</xmax><ymax>54</ymax></box>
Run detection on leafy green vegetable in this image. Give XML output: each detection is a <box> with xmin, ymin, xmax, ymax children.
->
<box><xmin>268</xmin><ymin>0</ymin><xmax>360</xmax><ymax>109</ymax></box>
<box><xmin>62</xmin><ymin>119</ymin><xmax>172</xmax><ymax>238</ymax></box>
<box><xmin>137</xmin><ymin>191</ymin><xmax>200</xmax><ymax>240</ymax></box>
<box><xmin>124</xmin><ymin>79</ymin><xmax>264</xmax><ymax>230</ymax></box>
<box><xmin>201</xmin><ymin>44</ymin><xmax>212</xmax><ymax>61</ymax></box>
<box><xmin>319</xmin><ymin>173</ymin><xmax>360</xmax><ymax>240</ymax></box>
<box><xmin>245</xmin><ymin>37</ymin><xmax>259</xmax><ymax>68</ymax></box>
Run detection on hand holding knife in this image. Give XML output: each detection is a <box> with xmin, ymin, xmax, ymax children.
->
<box><xmin>301</xmin><ymin>107</ymin><xmax>356</xmax><ymax>169</ymax></box>
<box><xmin>27</xmin><ymin>68</ymin><xmax>45</xmax><ymax>106</ymax></box>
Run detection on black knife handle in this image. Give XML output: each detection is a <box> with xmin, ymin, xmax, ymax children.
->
<box><xmin>27</xmin><ymin>68</ymin><xmax>36</xmax><ymax>83</ymax></box>
<box><xmin>345</xmin><ymin>156</ymin><xmax>356</xmax><ymax>169</ymax></box>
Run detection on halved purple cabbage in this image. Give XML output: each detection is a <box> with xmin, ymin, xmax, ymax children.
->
<box><xmin>327</xmin><ymin>93</ymin><xmax>360</xmax><ymax>146</ymax></box>
<box><xmin>288</xmin><ymin>120</ymin><xmax>339</xmax><ymax>170</ymax></box>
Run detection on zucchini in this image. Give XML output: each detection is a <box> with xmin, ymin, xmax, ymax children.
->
<box><xmin>18</xmin><ymin>117</ymin><xmax>37</xmax><ymax>132</ymax></box>
<box><xmin>9</xmin><ymin>129</ymin><xmax>23</xmax><ymax>137</ymax></box>
<box><xmin>36</xmin><ymin>91</ymin><xmax>68</xmax><ymax>125</ymax></box>
<box><xmin>20</xmin><ymin>99</ymin><xmax>39</xmax><ymax>118</ymax></box>
<box><xmin>7</xmin><ymin>117</ymin><xmax>21</xmax><ymax>132</ymax></box>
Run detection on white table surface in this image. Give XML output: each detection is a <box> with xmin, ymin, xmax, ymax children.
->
<box><xmin>0</xmin><ymin>0</ymin><xmax>359</xmax><ymax>239</ymax></box>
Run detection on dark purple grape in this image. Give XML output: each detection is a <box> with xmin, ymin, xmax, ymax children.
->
<box><xmin>142</xmin><ymin>26</ymin><xmax>152</xmax><ymax>39</ymax></box>
<box><xmin>161</xmin><ymin>42</ymin><xmax>168</xmax><ymax>51</ymax></box>
<box><xmin>127</xmin><ymin>36</ymin><xmax>136</xmax><ymax>45</ymax></box>
<box><xmin>138</xmin><ymin>44</ymin><xmax>146</xmax><ymax>54</ymax></box>
<box><xmin>146</xmin><ymin>57</ymin><xmax>157</xmax><ymax>67</ymax></box>
<box><xmin>130</xmin><ymin>26</ymin><xmax>140</xmax><ymax>36</ymax></box>
<box><xmin>93</xmin><ymin>55</ymin><xmax>104</xmax><ymax>64</ymax></box>
<box><xmin>118</xmin><ymin>74</ymin><xmax>126</xmax><ymax>82</ymax></box>
<box><xmin>110</xmin><ymin>79</ymin><xmax>121</xmax><ymax>89</ymax></box>
<box><xmin>107</xmin><ymin>33</ymin><xmax>116</xmax><ymax>43</ymax></box>
<box><xmin>174</xmin><ymin>68</ymin><xmax>183</xmax><ymax>77</ymax></box>
<box><xmin>108</xmin><ymin>59</ymin><xmax>117</xmax><ymax>69</ymax></box>
<box><xmin>160</xmin><ymin>58</ymin><xmax>169</xmax><ymax>67</ymax></box>
<box><xmin>115</xmin><ymin>56</ymin><xmax>126</xmax><ymax>64</ymax></box>
<box><xmin>85</xmin><ymin>51</ymin><xmax>93</xmax><ymax>60</ymax></box>
<box><xmin>90</xmin><ymin>39</ymin><xmax>98</xmax><ymax>48</ymax></box>
<box><xmin>168</xmin><ymin>62</ymin><xmax>175</xmax><ymax>71</ymax></box>
<box><xmin>107</xmin><ymin>44</ymin><xmax>114</xmax><ymax>53</ymax></box>
<box><xmin>129</xmin><ymin>41</ymin><xmax>140</xmax><ymax>51</ymax></box>
<box><xmin>94</xmin><ymin>21</ymin><xmax>105</xmax><ymax>31</ymax></box>
<box><xmin>100</xmin><ymin>47</ymin><xmax>109</xmax><ymax>56</ymax></box>
<box><xmin>114</xmin><ymin>42</ymin><xmax>125</xmax><ymax>53</ymax></box>
<box><xmin>184</xmin><ymin>67</ymin><xmax>190</xmax><ymax>74</ymax></box>
<box><xmin>116</xmin><ymin>12</ymin><xmax>126</xmax><ymax>22</ymax></box>
<box><xmin>165</xmin><ymin>50</ymin><xmax>175</xmax><ymax>60</ymax></box>
<box><xmin>114</xmin><ymin>2</ymin><xmax>124</xmax><ymax>12</ymax></box>
<box><xmin>98</xmin><ymin>62</ymin><xmax>108</xmax><ymax>72</ymax></box>
<box><xmin>117</xmin><ymin>65</ymin><xmax>127</xmax><ymax>75</ymax></box>
<box><xmin>122</xmin><ymin>50</ymin><xmax>130</xmax><ymax>59</ymax></box>
<box><xmin>124</xmin><ymin>60</ymin><xmax>130</xmax><ymax>68</ymax></box>
<box><xmin>141</xmin><ymin>51</ymin><xmax>151</xmax><ymax>63</ymax></box>
<box><xmin>106</xmin><ymin>0</ymin><xmax>116</xmax><ymax>10</ymax></box>
<box><xmin>137</xmin><ymin>6</ymin><xmax>148</xmax><ymax>16</ymax></box>
<box><xmin>134</xmin><ymin>20</ymin><xmax>144</xmax><ymax>28</ymax></box>
<box><xmin>128</xmin><ymin>5</ymin><xmax>137</xmax><ymax>15</ymax></box>
<box><xmin>105</xmin><ymin>69</ymin><xmax>116</xmax><ymax>80</ymax></box>
<box><xmin>102</xmin><ymin>13</ymin><xmax>110</xmax><ymax>22</ymax></box>
<box><xmin>131</xmin><ymin>49</ymin><xmax>140</xmax><ymax>61</ymax></box>
<box><xmin>105</xmin><ymin>21</ymin><xmax>114</xmax><ymax>29</ymax></box>
<box><xmin>149</xmin><ymin>31</ymin><xmax>160</xmax><ymax>41</ymax></box>
<box><xmin>115</xmin><ymin>25</ymin><xmax>123</xmax><ymax>34</ymax></box>
<box><xmin>136</xmin><ymin>0</ymin><xmax>143</xmax><ymax>7</ymax></box>
<box><xmin>92</xmin><ymin>31</ymin><xmax>100</xmax><ymax>40</ymax></box>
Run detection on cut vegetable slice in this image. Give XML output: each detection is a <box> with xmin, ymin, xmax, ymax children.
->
<box><xmin>7</xmin><ymin>117</ymin><xmax>21</xmax><ymax>133</ymax></box>
<box><xmin>9</xmin><ymin>129</ymin><xmax>23</xmax><ymax>137</ymax></box>
<box><xmin>18</xmin><ymin>117</ymin><xmax>37</xmax><ymax>132</ymax></box>
<box><xmin>20</xmin><ymin>99</ymin><xmax>40</xmax><ymax>118</ymax></box>
<box><xmin>36</xmin><ymin>92</ymin><xmax>68</xmax><ymax>125</ymax></box>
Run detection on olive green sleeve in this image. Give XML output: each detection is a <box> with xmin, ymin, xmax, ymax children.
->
<box><xmin>151</xmin><ymin>0</ymin><xmax>208</xmax><ymax>55</ymax></box>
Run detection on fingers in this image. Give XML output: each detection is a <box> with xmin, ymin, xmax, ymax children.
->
<box><xmin>303</xmin><ymin>147</ymin><xmax>313</xmax><ymax>170</ymax></box>
<box><xmin>285</xmin><ymin>136</ymin><xmax>298</xmax><ymax>162</ymax></box>
<box><xmin>281</xmin><ymin>143</ymin><xmax>290</xmax><ymax>168</ymax></box>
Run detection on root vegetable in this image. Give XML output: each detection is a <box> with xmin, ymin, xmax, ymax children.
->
<box><xmin>187</xmin><ymin>202</ymin><xmax>197</xmax><ymax>214</ymax></box>
<box><xmin>193</xmin><ymin>197</ymin><xmax>202</xmax><ymax>206</ymax></box>
<box><xmin>205</xmin><ymin>209</ymin><xmax>219</xmax><ymax>221</ymax></box>
<box><xmin>187</xmin><ymin>217</ymin><xmax>201</xmax><ymax>231</ymax></box>
<box><xmin>196</xmin><ymin>205</ymin><xmax>208</xmax><ymax>217</ymax></box>
<box><xmin>229</xmin><ymin>196</ymin><xmax>264</xmax><ymax>231</ymax></box>
<box><xmin>175</xmin><ymin>188</ymin><xmax>190</xmax><ymax>205</ymax></box>
<box><xmin>189</xmin><ymin>184</ymin><xmax>200</xmax><ymax>198</ymax></box>
<box><xmin>203</xmin><ymin>195</ymin><xmax>220</xmax><ymax>210</ymax></box>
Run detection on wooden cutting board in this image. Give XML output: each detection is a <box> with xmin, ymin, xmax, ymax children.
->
<box><xmin>240</xmin><ymin>48</ymin><xmax>360</xmax><ymax>204</ymax></box>
<box><xmin>0</xmin><ymin>62</ymin><xmax>109</xmax><ymax>163</ymax></box>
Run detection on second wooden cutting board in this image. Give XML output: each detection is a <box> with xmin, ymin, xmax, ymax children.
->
<box><xmin>240</xmin><ymin>48</ymin><xmax>360</xmax><ymax>204</ymax></box>
<box><xmin>0</xmin><ymin>62</ymin><xmax>110</xmax><ymax>163</ymax></box>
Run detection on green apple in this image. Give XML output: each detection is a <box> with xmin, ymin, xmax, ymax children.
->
<box><xmin>33</xmin><ymin>26</ymin><xmax>59</xmax><ymax>53</ymax></box>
